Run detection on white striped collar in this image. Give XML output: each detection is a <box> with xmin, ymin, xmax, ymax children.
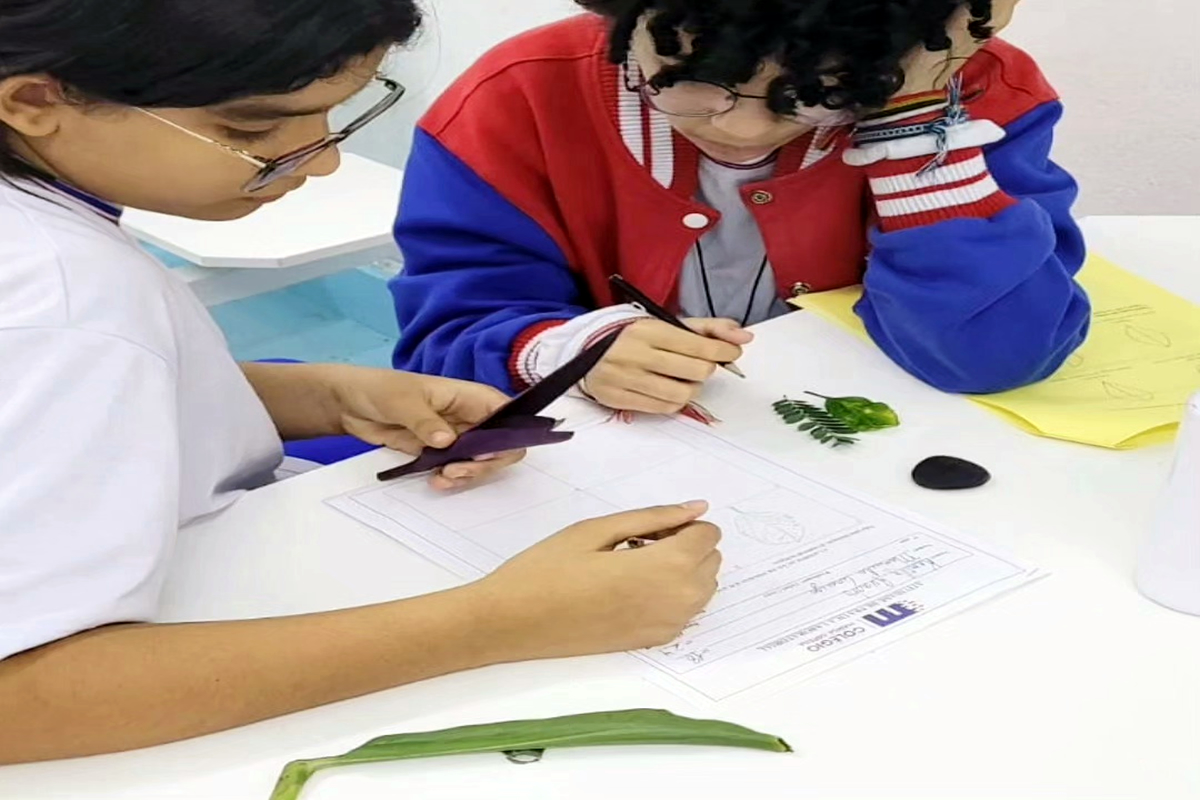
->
<box><xmin>618</xmin><ymin>58</ymin><xmax>676</xmax><ymax>188</ymax></box>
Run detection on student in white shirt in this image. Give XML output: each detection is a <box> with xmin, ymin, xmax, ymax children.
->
<box><xmin>0</xmin><ymin>0</ymin><xmax>722</xmax><ymax>763</ymax></box>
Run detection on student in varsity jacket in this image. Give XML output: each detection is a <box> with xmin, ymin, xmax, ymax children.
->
<box><xmin>390</xmin><ymin>0</ymin><xmax>1091</xmax><ymax>416</ymax></box>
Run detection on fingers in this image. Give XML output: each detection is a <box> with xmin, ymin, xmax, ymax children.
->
<box><xmin>619</xmin><ymin>370</ymin><xmax>701</xmax><ymax>408</ymax></box>
<box><xmin>685</xmin><ymin>318</ymin><xmax>755</xmax><ymax>346</ymax></box>
<box><xmin>628</xmin><ymin>320</ymin><xmax>743</xmax><ymax>364</ymax></box>
<box><xmin>584</xmin><ymin>360</ymin><xmax>702</xmax><ymax>414</ymax></box>
<box><xmin>654</xmin><ymin>521</ymin><xmax>722</xmax><ymax>561</ymax></box>
<box><xmin>632</xmin><ymin>349</ymin><xmax>718</xmax><ymax>383</ymax></box>
<box><xmin>584</xmin><ymin>319</ymin><xmax>749</xmax><ymax>412</ymax></box>
<box><xmin>372</xmin><ymin>400</ymin><xmax>458</xmax><ymax>449</ymax></box>
<box><xmin>429</xmin><ymin>450</ymin><xmax>526</xmax><ymax>491</ymax></box>
<box><xmin>426</xmin><ymin>377</ymin><xmax>513</xmax><ymax>428</ymax></box>
<box><xmin>585</xmin><ymin>381</ymin><xmax>700</xmax><ymax>417</ymax></box>
<box><xmin>557</xmin><ymin>502</ymin><xmax>711</xmax><ymax>550</ymax></box>
<box><xmin>588</xmin><ymin>384</ymin><xmax>698</xmax><ymax>415</ymax></box>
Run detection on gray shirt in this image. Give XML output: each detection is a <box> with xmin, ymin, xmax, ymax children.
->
<box><xmin>676</xmin><ymin>155</ymin><xmax>793</xmax><ymax>326</ymax></box>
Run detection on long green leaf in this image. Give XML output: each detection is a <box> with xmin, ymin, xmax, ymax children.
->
<box><xmin>270</xmin><ymin>709</ymin><xmax>791</xmax><ymax>800</ymax></box>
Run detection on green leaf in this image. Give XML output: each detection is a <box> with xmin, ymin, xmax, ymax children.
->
<box><xmin>269</xmin><ymin>710</ymin><xmax>791</xmax><ymax>800</ymax></box>
<box><xmin>773</xmin><ymin>396</ymin><xmax>874</xmax><ymax>449</ymax></box>
<box><xmin>809</xmin><ymin>393</ymin><xmax>900</xmax><ymax>432</ymax></box>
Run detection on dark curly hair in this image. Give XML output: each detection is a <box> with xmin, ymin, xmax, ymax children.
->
<box><xmin>576</xmin><ymin>0</ymin><xmax>994</xmax><ymax>113</ymax></box>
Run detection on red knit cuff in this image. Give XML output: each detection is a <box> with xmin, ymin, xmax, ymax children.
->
<box><xmin>866</xmin><ymin>148</ymin><xmax>1017</xmax><ymax>232</ymax></box>
<box><xmin>508</xmin><ymin>320</ymin><xmax>566</xmax><ymax>391</ymax></box>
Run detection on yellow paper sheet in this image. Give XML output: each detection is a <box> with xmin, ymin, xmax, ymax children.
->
<box><xmin>791</xmin><ymin>255</ymin><xmax>1200</xmax><ymax>449</ymax></box>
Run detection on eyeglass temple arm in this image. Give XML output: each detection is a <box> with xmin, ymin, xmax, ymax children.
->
<box><xmin>134</xmin><ymin>108</ymin><xmax>267</xmax><ymax>169</ymax></box>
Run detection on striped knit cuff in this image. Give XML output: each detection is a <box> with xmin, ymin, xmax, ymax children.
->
<box><xmin>509</xmin><ymin>320</ymin><xmax>567</xmax><ymax>391</ymax></box>
<box><xmin>867</xmin><ymin>149</ymin><xmax>1016</xmax><ymax>231</ymax></box>
<box><xmin>857</xmin><ymin>93</ymin><xmax>949</xmax><ymax>131</ymax></box>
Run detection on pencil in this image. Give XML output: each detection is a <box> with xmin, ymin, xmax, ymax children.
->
<box><xmin>609</xmin><ymin>275</ymin><xmax>747</xmax><ymax>379</ymax></box>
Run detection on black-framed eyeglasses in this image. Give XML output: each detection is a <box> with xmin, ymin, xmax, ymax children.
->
<box><xmin>625</xmin><ymin>70</ymin><xmax>857</xmax><ymax>127</ymax></box>
<box><xmin>138</xmin><ymin>75</ymin><xmax>406</xmax><ymax>192</ymax></box>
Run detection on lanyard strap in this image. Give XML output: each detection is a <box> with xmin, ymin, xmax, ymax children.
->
<box><xmin>40</xmin><ymin>179</ymin><xmax>124</xmax><ymax>224</ymax></box>
<box><xmin>695</xmin><ymin>242</ymin><xmax>771</xmax><ymax>328</ymax></box>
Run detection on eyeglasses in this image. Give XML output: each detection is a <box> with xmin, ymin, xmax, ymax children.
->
<box><xmin>627</xmin><ymin>72</ymin><xmax>857</xmax><ymax>127</ymax></box>
<box><xmin>137</xmin><ymin>75</ymin><xmax>406</xmax><ymax>192</ymax></box>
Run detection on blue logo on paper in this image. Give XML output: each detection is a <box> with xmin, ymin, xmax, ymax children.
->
<box><xmin>863</xmin><ymin>602</ymin><xmax>921</xmax><ymax>628</ymax></box>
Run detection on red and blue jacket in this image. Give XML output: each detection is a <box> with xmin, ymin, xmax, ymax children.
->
<box><xmin>390</xmin><ymin>14</ymin><xmax>1090</xmax><ymax>395</ymax></box>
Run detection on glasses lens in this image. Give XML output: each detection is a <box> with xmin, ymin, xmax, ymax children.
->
<box><xmin>643</xmin><ymin>81</ymin><xmax>736</xmax><ymax>117</ymax></box>
<box><xmin>243</xmin><ymin>149</ymin><xmax>321</xmax><ymax>193</ymax></box>
<box><xmin>241</xmin><ymin>79</ymin><xmax>403</xmax><ymax>192</ymax></box>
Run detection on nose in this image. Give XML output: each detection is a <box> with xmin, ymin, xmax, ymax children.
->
<box><xmin>708</xmin><ymin>101</ymin><xmax>785</xmax><ymax>141</ymax></box>
<box><xmin>302</xmin><ymin>144</ymin><xmax>342</xmax><ymax>179</ymax></box>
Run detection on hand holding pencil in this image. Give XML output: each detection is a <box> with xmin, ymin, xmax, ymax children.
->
<box><xmin>578</xmin><ymin>276</ymin><xmax>753</xmax><ymax>416</ymax></box>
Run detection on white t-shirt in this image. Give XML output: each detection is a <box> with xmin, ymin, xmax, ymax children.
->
<box><xmin>0</xmin><ymin>179</ymin><xmax>284</xmax><ymax>661</ymax></box>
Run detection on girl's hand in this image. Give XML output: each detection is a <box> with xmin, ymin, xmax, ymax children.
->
<box><xmin>473</xmin><ymin>502</ymin><xmax>722</xmax><ymax>658</ymax></box>
<box><xmin>581</xmin><ymin>319</ymin><xmax>752</xmax><ymax>414</ymax></box>
<box><xmin>331</xmin><ymin>367</ymin><xmax>526</xmax><ymax>490</ymax></box>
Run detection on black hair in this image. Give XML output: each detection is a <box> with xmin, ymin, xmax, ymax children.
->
<box><xmin>576</xmin><ymin>0</ymin><xmax>994</xmax><ymax>115</ymax></box>
<box><xmin>0</xmin><ymin>0</ymin><xmax>423</xmax><ymax>179</ymax></box>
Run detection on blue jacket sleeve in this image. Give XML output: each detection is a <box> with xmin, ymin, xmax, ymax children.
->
<box><xmin>390</xmin><ymin>129</ymin><xmax>588</xmax><ymax>392</ymax></box>
<box><xmin>856</xmin><ymin>101</ymin><xmax>1091</xmax><ymax>394</ymax></box>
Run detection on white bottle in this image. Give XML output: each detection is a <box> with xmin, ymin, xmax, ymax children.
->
<box><xmin>1136</xmin><ymin>392</ymin><xmax>1200</xmax><ymax>615</ymax></box>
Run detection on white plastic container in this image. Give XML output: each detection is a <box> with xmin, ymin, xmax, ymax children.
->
<box><xmin>1136</xmin><ymin>393</ymin><xmax>1200</xmax><ymax>615</ymax></box>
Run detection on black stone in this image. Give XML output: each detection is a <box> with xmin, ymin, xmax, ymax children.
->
<box><xmin>913</xmin><ymin>456</ymin><xmax>991</xmax><ymax>491</ymax></box>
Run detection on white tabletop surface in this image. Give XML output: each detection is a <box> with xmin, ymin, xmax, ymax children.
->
<box><xmin>121</xmin><ymin>153</ymin><xmax>403</xmax><ymax>270</ymax></box>
<box><xmin>3</xmin><ymin>217</ymin><xmax>1198</xmax><ymax>800</ymax></box>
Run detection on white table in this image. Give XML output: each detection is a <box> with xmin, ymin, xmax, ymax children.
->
<box><xmin>121</xmin><ymin>154</ymin><xmax>404</xmax><ymax>306</ymax></box>
<box><xmin>3</xmin><ymin>217</ymin><xmax>1198</xmax><ymax>800</ymax></box>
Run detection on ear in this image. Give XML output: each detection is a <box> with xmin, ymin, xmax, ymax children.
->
<box><xmin>0</xmin><ymin>75</ymin><xmax>68</xmax><ymax>138</ymax></box>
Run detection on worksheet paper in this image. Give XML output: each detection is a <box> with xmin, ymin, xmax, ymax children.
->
<box><xmin>328</xmin><ymin>417</ymin><xmax>1040</xmax><ymax>701</ymax></box>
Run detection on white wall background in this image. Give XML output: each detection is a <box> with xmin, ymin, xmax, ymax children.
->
<box><xmin>343</xmin><ymin>0</ymin><xmax>1200</xmax><ymax>216</ymax></box>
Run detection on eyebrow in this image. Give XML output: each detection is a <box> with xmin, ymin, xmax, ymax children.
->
<box><xmin>214</xmin><ymin>76</ymin><xmax>379</xmax><ymax>123</ymax></box>
<box><xmin>213</xmin><ymin>102</ymin><xmax>334</xmax><ymax>123</ymax></box>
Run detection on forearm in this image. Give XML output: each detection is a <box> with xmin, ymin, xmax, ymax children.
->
<box><xmin>859</xmin><ymin>200</ymin><xmax>1088</xmax><ymax>392</ymax></box>
<box><xmin>0</xmin><ymin>585</ymin><xmax>510</xmax><ymax>763</ymax></box>
<box><xmin>848</xmin><ymin>95</ymin><xmax>1088</xmax><ymax>392</ymax></box>
<box><xmin>241</xmin><ymin>362</ymin><xmax>346</xmax><ymax>440</ymax></box>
